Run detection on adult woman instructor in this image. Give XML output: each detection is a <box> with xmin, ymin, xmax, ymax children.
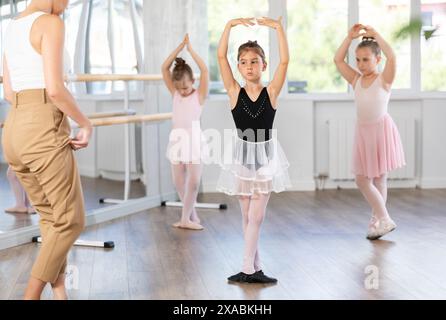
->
<box><xmin>1</xmin><ymin>0</ymin><xmax>92</xmax><ymax>299</ymax></box>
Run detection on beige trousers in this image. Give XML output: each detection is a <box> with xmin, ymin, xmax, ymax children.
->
<box><xmin>2</xmin><ymin>89</ymin><xmax>85</xmax><ymax>283</ymax></box>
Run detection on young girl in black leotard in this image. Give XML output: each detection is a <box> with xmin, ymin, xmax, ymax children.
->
<box><xmin>216</xmin><ymin>17</ymin><xmax>291</xmax><ymax>284</ymax></box>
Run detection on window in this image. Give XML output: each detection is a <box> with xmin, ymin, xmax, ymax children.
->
<box><xmin>111</xmin><ymin>0</ymin><xmax>143</xmax><ymax>91</ymax></box>
<box><xmin>86</xmin><ymin>0</ymin><xmax>143</xmax><ymax>94</ymax></box>
<box><xmin>87</xmin><ymin>0</ymin><xmax>113</xmax><ymax>94</ymax></box>
<box><xmin>208</xmin><ymin>0</ymin><xmax>269</xmax><ymax>94</ymax></box>
<box><xmin>64</xmin><ymin>0</ymin><xmax>84</xmax><ymax>74</ymax></box>
<box><xmin>421</xmin><ymin>0</ymin><xmax>446</xmax><ymax>91</ymax></box>
<box><xmin>359</xmin><ymin>0</ymin><xmax>411</xmax><ymax>89</ymax></box>
<box><xmin>287</xmin><ymin>0</ymin><xmax>348</xmax><ymax>93</ymax></box>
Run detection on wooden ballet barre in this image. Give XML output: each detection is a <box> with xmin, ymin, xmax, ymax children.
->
<box><xmin>1</xmin><ymin>73</ymin><xmax>199</xmax><ymax>83</ymax></box>
<box><xmin>85</xmin><ymin>109</ymin><xmax>136</xmax><ymax>119</ymax></box>
<box><xmin>64</xmin><ymin>73</ymin><xmax>164</xmax><ymax>82</ymax></box>
<box><xmin>1</xmin><ymin>110</ymin><xmax>139</xmax><ymax>129</ymax></box>
<box><xmin>82</xmin><ymin>112</ymin><xmax>172</xmax><ymax>128</ymax></box>
<box><xmin>0</xmin><ymin>74</ymin><xmax>164</xmax><ymax>84</ymax></box>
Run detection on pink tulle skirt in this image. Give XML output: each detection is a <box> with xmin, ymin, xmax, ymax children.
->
<box><xmin>352</xmin><ymin>113</ymin><xmax>406</xmax><ymax>179</ymax></box>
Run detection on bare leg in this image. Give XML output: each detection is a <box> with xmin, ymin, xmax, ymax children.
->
<box><xmin>51</xmin><ymin>273</ymin><xmax>68</xmax><ymax>300</ymax></box>
<box><xmin>24</xmin><ymin>277</ymin><xmax>46</xmax><ymax>300</ymax></box>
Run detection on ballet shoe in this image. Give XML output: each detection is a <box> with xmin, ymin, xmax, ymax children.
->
<box><xmin>252</xmin><ymin>270</ymin><xmax>278</xmax><ymax>283</ymax></box>
<box><xmin>28</xmin><ymin>207</ymin><xmax>37</xmax><ymax>214</ymax></box>
<box><xmin>172</xmin><ymin>221</ymin><xmax>204</xmax><ymax>230</ymax></box>
<box><xmin>227</xmin><ymin>270</ymin><xmax>277</xmax><ymax>284</ymax></box>
<box><xmin>367</xmin><ymin>218</ymin><xmax>396</xmax><ymax>240</ymax></box>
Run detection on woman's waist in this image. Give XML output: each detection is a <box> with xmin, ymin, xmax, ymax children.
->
<box><xmin>11</xmin><ymin>88</ymin><xmax>50</xmax><ymax>107</ymax></box>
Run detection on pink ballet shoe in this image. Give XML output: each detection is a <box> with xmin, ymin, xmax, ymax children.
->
<box><xmin>367</xmin><ymin>218</ymin><xmax>396</xmax><ymax>240</ymax></box>
<box><xmin>172</xmin><ymin>221</ymin><xmax>204</xmax><ymax>230</ymax></box>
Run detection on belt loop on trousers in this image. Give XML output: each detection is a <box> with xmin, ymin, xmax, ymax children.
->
<box><xmin>42</xmin><ymin>89</ymin><xmax>47</xmax><ymax>104</ymax></box>
<box><xmin>13</xmin><ymin>92</ymin><xmax>18</xmax><ymax>108</ymax></box>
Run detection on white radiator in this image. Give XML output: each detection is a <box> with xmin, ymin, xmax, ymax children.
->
<box><xmin>328</xmin><ymin>117</ymin><xmax>416</xmax><ymax>180</ymax></box>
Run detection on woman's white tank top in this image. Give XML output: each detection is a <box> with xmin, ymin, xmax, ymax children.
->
<box><xmin>3</xmin><ymin>11</ymin><xmax>71</xmax><ymax>92</ymax></box>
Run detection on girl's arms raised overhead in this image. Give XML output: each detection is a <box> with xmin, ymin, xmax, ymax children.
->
<box><xmin>162</xmin><ymin>35</ymin><xmax>187</xmax><ymax>95</ymax></box>
<box><xmin>334</xmin><ymin>23</ymin><xmax>363</xmax><ymax>85</ymax></box>
<box><xmin>186</xmin><ymin>35</ymin><xmax>209</xmax><ymax>105</ymax></box>
<box><xmin>258</xmin><ymin>16</ymin><xmax>289</xmax><ymax>108</ymax></box>
<box><xmin>363</xmin><ymin>26</ymin><xmax>396</xmax><ymax>87</ymax></box>
<box><xmin>217</xmin><ymin>18</ymin><xmax>255</xmax><ymax>105</ymax></box>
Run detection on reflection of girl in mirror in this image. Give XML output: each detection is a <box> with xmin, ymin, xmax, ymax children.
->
<box><xmin>162</xmin><ymin>34</ymin><xmax>209</xmax><ymax>231</ymax></box>
<box><xmin>5</xmin><ymin>165</ymin><xmax>36</xmax><ymax>214</ymax></box>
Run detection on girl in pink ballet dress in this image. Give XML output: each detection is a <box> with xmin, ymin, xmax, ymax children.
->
<box><xmin>334</xmin><ymin>24</ymin><xmax>405</xmax><ymax>240</ymax></box>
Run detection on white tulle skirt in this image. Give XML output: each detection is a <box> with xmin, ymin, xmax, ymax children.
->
<box><xmin>216</xmin><ymin>133</ymin><xmax>291</xmax><ymax>196</ymax></box>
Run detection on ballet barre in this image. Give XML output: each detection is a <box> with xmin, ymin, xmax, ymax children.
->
<box><xmin>86</xmin><ymin>109</ymin><xmax>137</xmax><ymax>119</ymax></box>
<box><xmin>0</xmin><ymin>109</ymin><xmax>137</xmax><ymax>129</ymax></box>
<box><xmin>86</xmin><ymin>112</ymin><xmax>172</xmax><ymax>127</ymax></box>
<box><xmin>0</xmin><ymin>74</ymin><xmax>165</xmax><ymax>83</ymax></box>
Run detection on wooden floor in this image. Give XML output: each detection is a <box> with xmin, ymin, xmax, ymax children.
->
<box><xmin>2</xmin><ymin>188</ymin><xmax>446</xmax><ymax>300</ymax></box>
<box><xmin>0</xmin><ymin>164</ymin><xmax>146</xmax><ymax>232</ymax></box>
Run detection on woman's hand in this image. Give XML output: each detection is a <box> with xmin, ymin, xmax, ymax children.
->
<box><xmin>348</xmin><ymin>23</ymin><xmax>365</xmax><ymax>40</ymax></box>
<box><xmin>257</xmin><ymin>16</ymin><xmax>283</xmax><ymax>30</ymax></box>
<box><xmin>70</xmin><ymin>123</ymin><xmax>93</xmax><ymax>150</ymax></box>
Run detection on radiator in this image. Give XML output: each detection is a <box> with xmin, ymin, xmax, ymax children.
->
<box><xmin>328</xmin><ymin>117</ymin><xmax>416</xmax><ymax>180</ymax></box>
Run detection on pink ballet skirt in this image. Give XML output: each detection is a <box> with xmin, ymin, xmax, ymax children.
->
<box><xmin>352</xmin><ymin>113</ymin><xmax>406</xmax><ymax>179</ymax></box>
<box><xmin>166</xmin><ymin>128</ymin><xmax>209</xmax><ymax>164</ymax></box>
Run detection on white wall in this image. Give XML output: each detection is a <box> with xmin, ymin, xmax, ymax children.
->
<box><xmin>421</xmin><ymin>98</ymin><xmax>446</xmax><ymax>188</ymax></box>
